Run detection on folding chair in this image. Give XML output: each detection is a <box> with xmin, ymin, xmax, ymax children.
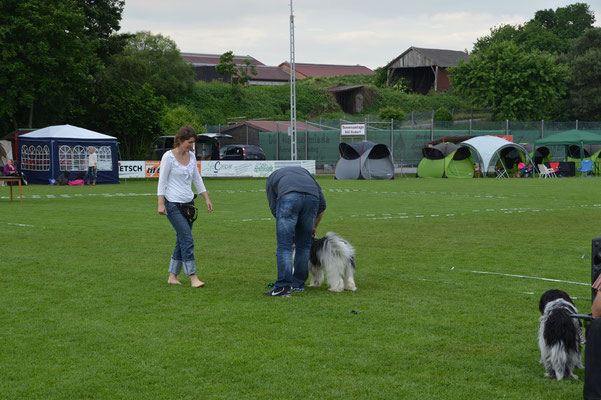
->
<box><xmin>495</xmin><ymin>165</ymin><xmax>508</xmax><ymax>179</ymax></box>
<box><xmin>538</xmin><ymin>164</ymin><xmax>556</xmax><ymax>178</ymax></box>
<box><xmin>549</xmin><ymin>162</ymin><xmax>560</xmax><ymax>176</ymax></box>
<box><xmin>578</xmin><ymin>159</ymin><xmax>593</xmax><ymax>177</ymax></box>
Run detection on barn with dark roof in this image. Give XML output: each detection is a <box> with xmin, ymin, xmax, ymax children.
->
<box><xmin>384</xmin><ymin>47</ymin><xmax>469</xmax><ymax>94</ymax></box>
<box><xmin>278</xmin><ymin>62</ymin><xmax>375</xmax><ymax>79</ymax></box>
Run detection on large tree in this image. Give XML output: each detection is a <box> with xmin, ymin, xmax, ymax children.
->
<box><xmin>103</xmin><ymin>31</ymin><xmax>195</xmax><ymax>102</ymax></box>
<box><xmin>564</xmin><ymin>28</ymin><xmax>601</xmax><ymax>120</ymax></box>
<box><xmin>474</xmin><ymin>3</ymin><xmax>595</xmax><ymax>55</ymax></box>
<box><xmin>0</xmin><ymin>0</ymin><xmax>124</xmax><ymax>133</ymax></box>
<box><xmin>450</xmin><ymin>41</ymin><xmax>568</xmax><ymax>120</ymax></box>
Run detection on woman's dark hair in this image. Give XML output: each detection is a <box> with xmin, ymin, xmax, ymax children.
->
<box><xmin>174</xmin><ymin>126</ymin><xmax>197</xmax><ymax>148</ymax></box>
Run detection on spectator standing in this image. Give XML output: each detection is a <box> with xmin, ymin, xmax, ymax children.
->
<box><xmin>84</xmin><ymin>147</ymin><xmax>98</xmax><ymax>185</ymax></box>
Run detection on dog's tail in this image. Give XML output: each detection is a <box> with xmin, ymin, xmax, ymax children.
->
<box><xmin>549</xmin><ymin>343</ymin><xmax>568</xmax><ymax>380</ymax></box>
<box><xmin>324</xmin><ymin>232</ymin><xmax>355</xmax><ymax>262</ymax></box>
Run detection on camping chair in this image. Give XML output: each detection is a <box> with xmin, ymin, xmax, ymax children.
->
<box><xmin>578</xmin><ymin>159</ymin><xmax>593</xmax><ymax>177</ymax></box>
<box><xmin>538</xmin><ymin>164</ymin><xmax>556</xmax><ymax>178</ymax></box>
<box><xmin>549</xmin><ymin>162</ymin><xmax>560</xmax><ymax>177</ymax></box>
<box><xmin>495</xmin><ymin>165</ymin><xmax>508</xmax><ymax>179</ymax></box>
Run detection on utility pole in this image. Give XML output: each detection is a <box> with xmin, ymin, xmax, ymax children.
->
<box><xmin>289</xmin><ymin>0</ymin><xmax>297</xmax><ymax>160</ymax></box>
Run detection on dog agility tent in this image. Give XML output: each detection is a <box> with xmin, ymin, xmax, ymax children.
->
<box><xmin>535</xmin><ymin>129</ymin><xmax>601</xmax><ymax>174</ymax></box>
<box><xmin>462</xmin><ymin>136</ymin><xmax>531</xmax><ymax>176</ymax></box>
<box><xmin>18</xmin><ymin>125</ymin><xmax>119</xmax><ymax>184</ymax></box>
<box><xmin>334</xmin><ymin>141</ymin><xmax>394</xmax><ymax>180</ymax></box>
<box><xmin>417</xmin><ymin>142</ymin><xmax>475</xmax><ymax>178</ymax></box>
<box><xmin>523</xmin><ymin>144</ymin><xmax>551</xmax><ymax>165</ymax></box>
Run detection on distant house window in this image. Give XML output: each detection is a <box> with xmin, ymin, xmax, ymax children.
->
<box><xmin>21</xmin><ymin>145</ymin><xmax>50</xmax><ymax>171</ymax></box>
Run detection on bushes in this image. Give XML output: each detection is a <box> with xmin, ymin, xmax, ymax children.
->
<box><xmin>434</xmin><ymin>107</ymin><xmax>453</xmax><ymax>121</ymax></box>
<box><xmin>378</xmin><ymin>106</ymin><xmax>405</xmax><ymax>121</ymax></box>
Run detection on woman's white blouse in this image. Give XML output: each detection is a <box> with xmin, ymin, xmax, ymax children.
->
<box><xmin>157</xmin><ymin>150</ymin><xmax>206</xmax><ymax>203</ymax></box>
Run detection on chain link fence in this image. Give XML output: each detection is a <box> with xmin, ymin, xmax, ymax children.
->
<box><xmin>206</xmin><ymin>119</ymin><xmax>601</xmax><ymax>169</ymax></box>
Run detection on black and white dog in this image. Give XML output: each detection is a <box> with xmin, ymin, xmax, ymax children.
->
<box><xmin>538</xmin><ymin>289</ymin><xmax>585</xmax><ymax>380</ymax></box>
<box><xmin>308</xmin><ymin>232</ymin><xmax>357</xmax><ymax>292</ymax></box>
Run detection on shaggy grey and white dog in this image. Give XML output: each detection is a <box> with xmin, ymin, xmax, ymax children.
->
<box><xmin>308</xmin><ymin>232</ymin><xmax>357</xmax><ymax>292</ymax></box>
<box><xmin>538</xmin><ymin>289</ymin><xmax>585</xmax><ymax>380</ymax></box>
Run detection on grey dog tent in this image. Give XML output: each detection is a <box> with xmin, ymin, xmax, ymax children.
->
<box><xmin>334</xmin><ymin>141</ymin><xmax>394</xmax><ymax>180</ymax></box>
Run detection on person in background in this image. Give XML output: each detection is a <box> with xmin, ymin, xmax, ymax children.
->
<box><xmin>3</xmin><ymin>159</ymin><xmax>17</xmax><ymax>176</ymax></box>
<box><xmin>584</xmin><ymin>275</ymin><xmax>601</xmax><ymax>400</ymax></box>
<box><xmin>84</xmin><ymin>147</ymin><xmax>97</xmax><ymax>185</ymax></box>
<box><xmin>264</xmin><ymin>167</ymin><xmax>326</xmax><ymax>297</ymax></box>
<box><xmin>157</xmin><ymin>126</ymin><xmax>213</xmax><ymax>288</ymax></box>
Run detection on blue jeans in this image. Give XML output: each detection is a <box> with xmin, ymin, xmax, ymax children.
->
<box><xmin>275</xmin><ymin>192</ymin><xmax>319</xmax><ymax>289</ymax></box>
<box><xmin>165</xmin><ymin>199</ymin><xmax>197</xmax><ymax>276</ymax></box>
<box><xmin>84</xmin><ymin>167</ymin><xmax>97</xmax><ymax>181</ymax></box>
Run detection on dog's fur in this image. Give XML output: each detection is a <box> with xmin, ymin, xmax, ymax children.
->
<box><xmin>308</xmin><ymin>232</ymin><xmax>356</xmax><ymax>292</ymax></box>
<box><xmin>538</xmin><ymin>289</ymin><xmax>584</xmax><ymax>380</ymax></box>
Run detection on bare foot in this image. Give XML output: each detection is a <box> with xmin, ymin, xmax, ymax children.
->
<box><xmin>168</xmin><ymin>273</ymin><xmax>182</xmax><ymax>285</ymax></box>
<box><xmin>190</xmin><ymin>275</ymin><xmax>205</xmax><ymax>288</ymax></box>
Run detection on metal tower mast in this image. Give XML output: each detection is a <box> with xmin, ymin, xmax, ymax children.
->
<box><xmin>289</xmin><ymin>0</ymin><xmax>297</xmax><ymax>160</ymax></box>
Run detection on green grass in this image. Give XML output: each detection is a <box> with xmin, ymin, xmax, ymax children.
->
<box><xmin>1</xmin><ymin>176</ymin><xmax>599</xmax><ymax>399</ymax></box>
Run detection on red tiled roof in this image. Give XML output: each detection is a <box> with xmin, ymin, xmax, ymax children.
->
<box><xmin>221</xmin><ymin>121</ymin><xmax>322</xmax><ymax>133</ymax></box>
<box><xmin>240</xmin><ymin>66</ymin><xmax>290</xmax><ymax>81</ymax></box>
<box><xmin>279</xmin><ymin>62</ymin><xmax>374</xmax><ymax>78</ymax></box>
<box><xmin>181</xmin><ymin>52</ymin><xmax>264</xmax><ymax>66</ymax></box>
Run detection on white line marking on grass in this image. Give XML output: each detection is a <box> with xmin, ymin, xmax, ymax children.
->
<box><xmin>241</xmin><ymin>218</ymin><xmax>272</xmax><ymax>222</ymax></box>
<box><xmin>1</xmin><ymin>222</ymin><xmax>34</xmax><ymax>227</ymax></box>
<box><xmin>471</xmin><ymin>270</ymin><xmax>589</xmax><ymax>286</ymax></box>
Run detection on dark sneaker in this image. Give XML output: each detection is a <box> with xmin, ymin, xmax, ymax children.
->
<box><xmin>292</xmin><ymin>287</ymin><xmax>305</xmax><ymax>293</ymax></box>
<box><xmin>263</xmin><ymin>286</ymin><xmax>291</xmax><ymax>297</ymax></box>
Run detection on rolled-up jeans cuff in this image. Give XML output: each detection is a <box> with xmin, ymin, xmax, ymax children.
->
<box><xmin>168</xmin><ymin>258</ymin><xmax>183</xmax><ymax>275</ymax></box>
<box><xmin>183</xmin><ymin>260</ymin><xmax>197</xmax><ymax>276</ymax></box>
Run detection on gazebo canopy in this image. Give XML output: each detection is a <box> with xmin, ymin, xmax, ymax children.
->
<box><xmin>534</xmin><ymin>129</ymin><xmax>601</xmax><ymax>146</ymax></box>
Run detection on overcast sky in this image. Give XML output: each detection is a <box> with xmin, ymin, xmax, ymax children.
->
<box><xmin>119</xmin><ymin>1</ymin><xmax>601</xmax><ymax>69</ymax></box>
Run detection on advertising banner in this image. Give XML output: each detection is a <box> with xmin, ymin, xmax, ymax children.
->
<box><xmin>118</xmin><ymin>160</ymin><xmax>315</xmax><ymax>178</ymax></box>
<box><xmin>118</xmin><ymin>161</ymin><xmax>145</xmax><ymax>178</ymax></box>
<box><xmin>201</xmin><ymin>160</ymin><xmax>315</xmax><ymax>177</ymax></box>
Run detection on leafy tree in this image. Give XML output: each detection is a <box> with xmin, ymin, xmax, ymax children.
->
<box><xmin>98</xmin><ymin>83</ymin><xmax>165</xmax><ymax>159</ymax></box>
<box><xmin>564</xmin><ymin>28</ymin><xmax>601</xmax><ymax>120</ymax></box>
<box><xmin>0</xmin><ymin>0</ymin><xmax>97</xmax><ymax>129</ymax></box>
<box><xmin>450</xmin><ymin>41</ymin><xmax>568</xmax><ymax>120</ymax></box>
<box><xmin>215</xmin><ymin>51</ymin><xmax>257</xmax><ymax>85</ymax></box>
<box><xmin>534</xmin><ymin>3</ymin><xmax>595</xmax><ymax>40</ymax></box>
<box><xmin>101</xmin><ymin>31</ymin><xmax>194</xmax><ymax>102</ymax></box>
<box><xmin>378</xmin><ymin>106</ymin><xmax>405</xmax><ymax>121</ymax></box>
<box><xmin>474</xmin><ymin>3</ymin><xmax>595</xmax><ymax>55</ymax></box>
<box><xmin>161</xmin><ymin>104</ymin><xmax>207</xmax><ymax>135</ymax></box>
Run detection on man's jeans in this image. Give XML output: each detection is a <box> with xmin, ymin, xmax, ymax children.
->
<box><xmin>275</xmin><ymin>192</ymin><xmax>319</xmax><ymax>289</ymax></box>
<box><xmin>165</xmin><ymin>199</ymin><xmax>197</xmax><ymax>276</ymax></box>
<box><xmin>584</xmin><ymin>318</ymin><xmax>601</xmax><ymax>400</ymax></box>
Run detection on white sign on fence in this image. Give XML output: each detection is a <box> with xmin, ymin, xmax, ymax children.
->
<box><xmin>200</xmin><ymin>160</ymin><xmax>315</xmax><ymax>177</ymax></box>
<box><xmin>118</xmin><ymin>161</ymin><xmax>145</xmax><ymax>178</ymax></box>
<box><xmin>340</xmin><ymin>124</ymin><xmax>366</xmax><ymax>136</ymax></box>
<box><xmin>117</xmin><ymin>160</ymin><xmax>316</xmax><ymax>178</ymax></box>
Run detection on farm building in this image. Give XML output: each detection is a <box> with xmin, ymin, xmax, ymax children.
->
<box><xmin>278</xmin><ymin>62</ymin><xmax>375</xmax><ymax>79</ymax></box>
<box><xmin>180</xmin><ymin>53</ymin><xmax>289</xmax><ymax>85</ymax></box>
<box><xmin>219</xmin><ymin>121</ymin><xmax>322</xmax><ymax>146</ymax></box>
<box><xmin>384</xmin><ymin>47</ymin><xmax>469</xmax><ymax>94</ymax></box>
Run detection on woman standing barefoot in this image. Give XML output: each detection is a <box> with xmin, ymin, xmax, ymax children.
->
<box><xmin>157</xmin><ymin>126</ymin><xmax>213</xmax><ymax>288</ymax></box>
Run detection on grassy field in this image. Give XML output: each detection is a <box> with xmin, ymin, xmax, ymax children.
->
<box><xmin>1</xmin><ymin>176</ymin><xmax>599</xmax><ymax>399</ymax></box>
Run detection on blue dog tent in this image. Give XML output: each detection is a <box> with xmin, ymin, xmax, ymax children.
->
<box><xmin>18</xmin><ymin>125</ymin><xmax>119</xmax><ymax>184</ymax></box>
